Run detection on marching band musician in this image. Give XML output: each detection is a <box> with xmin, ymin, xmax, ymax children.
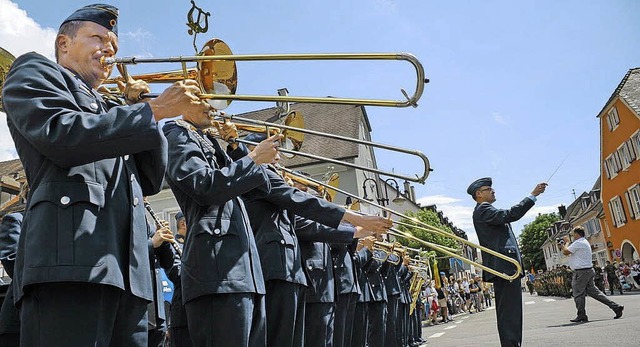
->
<box><xmin>0</xmin><ymin>212</ymin><xmax>22</xmax><ymax>347</ymax></box>
<box><xmin>365</xmin><ymin>247</ymin><xmax>389</xmax><ymax>347</ymax></box>
<box><xmin>163</xmin><ymin>107</ymin><xmax>281</xmax><ymax>346</ymax></box>
<box><xmin>382</xmin><ymin>256</ymin><xmax>403</xmax><ymax>347</ymax></box>
<box><xmin>397</xmin><ymin>258</ymin><xmax>413</xmax><ymax>347</ymax></box>
<box><xmin>331</xmin><ymin>241</ymin><xmax>361</xmax><ymax>347</ymax></box>
<box><xmin>166</xmin><ymin>212</ymin><xmax>193</xmax><ymax>347</ymax></box>
<box><xmin>350</xmin><ymin>237</ymin><xmax>376</xmax><ymax>347</ymax></box>
<box><xmin>2</xmin><ymin>3</ymin><xmax>209</xmax><ymax>346</ymax></box>
<box><xmin>468</xmin><ymin>177</ymin><xmax>547</xmax><ymax>347</ymax></box>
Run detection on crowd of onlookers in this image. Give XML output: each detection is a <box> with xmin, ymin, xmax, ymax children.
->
<box><xmin>530</xmin><ymin>259</ymin><xmax>640</xmax><ymax>297</ymax></box>
<box><xmin>419</xmin><ymin>274</ymin><xmax>494</xmax><ymax>325</ymax></box>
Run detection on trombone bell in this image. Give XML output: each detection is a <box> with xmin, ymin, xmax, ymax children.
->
<box><xmin>198</xmin><ymin>39</ymin><xmax>237</xmax><ymax>110</ymax></box>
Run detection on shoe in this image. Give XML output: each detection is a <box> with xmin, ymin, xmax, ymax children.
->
<box><xmin>569</xmin><ymin>317</ymin><xmax>588</xmax><ymax>323</ymax></box>
<box><xmin>613</xmin><ymin>306</ymin><xmax>624</xmax><ymax>319</ymax></box>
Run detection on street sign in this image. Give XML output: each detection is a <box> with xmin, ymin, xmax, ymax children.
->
<box><xmin>449</xmin><ymin>258</ymin><xmax>465</xmax><ymax>272</ymax></box>
<box><xmin>614</xmin><ymin>248</ymin><xmax>622</xmax><ymax>258</ymax></box>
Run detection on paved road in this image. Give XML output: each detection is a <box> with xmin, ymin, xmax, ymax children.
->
<box><xmin>420</xmin><ymin>291</ymin><xmax>638</xmax><ymax>346</ymax></box>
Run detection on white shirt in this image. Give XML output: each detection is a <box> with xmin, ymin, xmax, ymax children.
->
<box><xmin>567</xmin><ymin>237</ymin><xmax>593</xmax><ymax>270</ymax></box>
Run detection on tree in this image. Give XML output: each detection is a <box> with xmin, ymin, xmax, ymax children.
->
<box><xmin>394</xmin><ymin>209</ymin><xmax>459</xmax><ymax>272</ymax></box>
<box><xmin>518</xmin><ymin>213</ymin><xmax>559</xmax><ymax>272</ymax></box>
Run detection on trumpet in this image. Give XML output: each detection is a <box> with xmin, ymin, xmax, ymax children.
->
<box><xmin>101</xmin><ymin>38</ymin><xmax>428</xmax><ymax>109</ymax></box>
<box><xmin>277</xmin><ymin>165</ymin><xmax>523</xmax><ymax>282</ymax></box>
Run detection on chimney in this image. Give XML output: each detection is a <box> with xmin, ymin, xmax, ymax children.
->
<box><xmin>410</xmin><ymin>185</ymin><xmax>416</xmax><ymax>203</ymax></box>
<box><xmin>558</xmin><ymin>205</ymin><xmax>567</xmax><ymax>219</ymax></box>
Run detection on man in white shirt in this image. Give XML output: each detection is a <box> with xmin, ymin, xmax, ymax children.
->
<box><xmin>562</xmin><ymin>226</ymin><xmax>624</xmax><ymax>323</ymax></box>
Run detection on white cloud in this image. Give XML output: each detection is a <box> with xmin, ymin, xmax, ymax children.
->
<box><xmin>1</xmin><ymin>0</ymin><xmax>58</xmax><ymax>160</ymax></box>
<box><xmin>492</xmin><ymin>111</ymin><xmax>507</xmax><ymax>125</ymax></box>
<box><xmin>0</xmin><ymin>0</ymin><xmax>56</xmax><ymax>60</ymax></box>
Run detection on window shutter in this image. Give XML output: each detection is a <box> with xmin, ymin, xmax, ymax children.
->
<box><xmin>609</xmin><ymin>201</ymin><xmax>617</xmax><ymax>227</ymax></box>
<box><xmin>625</xmin><ymin>191</ymin><xmax>636</xmax><ymax>220</ymax></box>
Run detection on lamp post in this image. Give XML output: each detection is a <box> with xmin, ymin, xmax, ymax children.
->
<box><xmin>384</xmin><ymin>178</ymin><xmax>406</xmax><ymax>206</ymax></box>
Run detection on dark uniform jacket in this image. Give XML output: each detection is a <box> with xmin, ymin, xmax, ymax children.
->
<box><xmin>3</xmin><ymin>52</ymin><xmax>167</xmax><ymax>302</ymax></box>
<box><xmin>382</xmin><ymin>262</ymin><xmax>402</xmax><ymax>296</ymax></box>
<box><xmin>242</xmin><ymin>167</ymin><xmax>345</xmax><ymax>284</ymax></box>
<box><xmin>296</xmin><ymin>218</ymin><xmax>355</xmax><ymax>303</ymax></box>
<box><xmin>472</xmin><ymin>198</ymin><xmax>534</xmax><ymax>282</ymax></box>
<box><xmin>331</xmin><ymin>240</ymin><xmax>360</xmax><ymax>296</ymax></box>
<box><xmin>147</xmin><ymin>226</ymin><xmax>176</xmax><ymax>330</ymax></box>
<box><xmin>365</xmin><ymin>259</ymin><xmax>388</xmax><ymax>303</ymax></box>
<box><xmin>163</xmin><ymin>121</ymin><xmax>269</xmax><ymax>303</ymax></box>
<box><xmin>0</xmin><ymin>213</ymin><xmax>22</xmax><ymax>335</ymax></box>
<box><xmin>354</xmin><ymin>247</ymin><xmax>373</xmax><ymax>303</ymax></box>
<box><xmin>398</xmin><ymin>265</ymin><xmax>411</xmax><ymax>304</ymax></box>
<box><xmin>166</xmin><ymin>241</ymin><xmax>187</xmax><ymax>328</ymax></box>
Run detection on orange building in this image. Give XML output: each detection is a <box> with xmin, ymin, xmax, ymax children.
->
<box><xmin>598</xmin><ymin>67</ymin><xmax>640</xmax><ymax>262</ymax></box>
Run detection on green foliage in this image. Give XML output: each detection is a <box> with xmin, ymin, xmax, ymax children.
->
<box><xmin>395</xmin><ymin>209</ymin><xmax>459</xmax><ymax>271</ymax></box>
<box><xmin>518</xmin><ymin>213</ymin><xmax>559</xmax><ymax>272</ymax></box>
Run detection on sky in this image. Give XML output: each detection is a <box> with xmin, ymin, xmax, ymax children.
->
<box><xmin>1</xmin><ymin>0</ymin><xmax>639</xmax><ymax>244</ymax></box>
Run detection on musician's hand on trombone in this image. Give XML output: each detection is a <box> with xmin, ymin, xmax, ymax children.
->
<box><xmin>148</xmin><ymin>80</ymin><xmax>211</xmax><ymax>121</ymax></box>
<box><xmin>248</xmin><ymin>133</ymin><xmax>283</xmax><ymax>165</ymax></box>
<box><xmin>531</xmin><ymin>182</ymin><xmax>548</xmax><ymax>196</ymax></box>
<box><xmin>342</xmin><ymin>210</ymin><xmax>392</xmax><ymax>235</ymax></box>
<box><xmin>151</xmin><ymin>223</ymin><xmax>175</xmax><ymax>248</ymax></box>
<box><xmin>357</xmin><ymin>236</ymin><xmax>376</xmax><ymax>251</ymax></box>
<box><xmin>116</xmin><ymin>79</ymin><xmax>151</xmax><ymax>105</ymax></box>
<box><xmin>213</xmin><ymin>119</ymin><xmax>239</xmax><ymax>149</ymax></box>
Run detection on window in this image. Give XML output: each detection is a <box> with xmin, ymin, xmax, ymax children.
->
<box><xmin>608</xmin><ymin>196</ymin><xmax>627</xmax><ymax>227</ymax></box>
<box><xmin>597</xmin><ymin>251</ymin><xmax>608</xmax><ymax>267</ymax></box>
<box><xmin>632</xmin><ymin>130</ymin><xmax>640</xmax><ymax>160</ymax></box>
<box><xmin>605</xmin><ymin>154</ymin><xmax>619</xmax><ymax>179</ymax></box>
<box><xmin>618</xmin><ymin>143</ymin><xmax>634</xmax><ymax>170</ymax></box>
<box><xmin>606</xmin><ymin>106</ymin><xmax>620</xmax><ymax>131</ymax></box>
<box><xmin>584</xmin><ymin>218</ymin><xmax>601</xmax><ymax>236</ymax></box>
<box><xmin>626</xmin><ymin>184</ymin><xmax>640</xmax><ymax>220</ymax></box>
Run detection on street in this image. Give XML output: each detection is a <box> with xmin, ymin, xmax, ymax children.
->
<box><xmin>421</xmin><ymin>291</ymin><xmax>639</xmax><ymax>346</ymax></box>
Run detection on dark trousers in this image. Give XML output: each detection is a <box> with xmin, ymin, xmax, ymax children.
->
<box><xmin>493</xmin><ymin>279</ymin><xmax>522</xmax><ymax>347</ymax></box>
<box><xmin>148</xmin><ymin>328</ymin><xmax>166</xmax><ymax>347</ymax></box>
<box><xmin>304</xmin><ymin>302</ymin><xmax>335</xmax><ymax>347</ymax></box>
<box><xmin>170</xmin><ymin>326</ymin><xmax>193</xmax><ymax>347</ymax></box>
<box><xmin>384</xmin><ymin>294</ymin><xmax>399</xmax><ymax>347</ymax></box>
<box><xmin>265</xmin><ymin>280</ymin><xmax>305</xmax><ymax>347</ymax></box>
<box><xmin>397</xmin><ymin>302</ymin><xmax>408</xmax><ymax>347</ymax></box>
<box><xmin>0</xmin><ymin>285</ymin><xmax>19</xmax><ymax>347</ymax></box>
<box><xmin>572</xmin><ymin>269</ymin><xmax>621</xmax><ymax>319</ymax></box>
<box><xmin>186</xmin><ymin>293</ymin><xmax>266</xmax><ymax>347</ymax></box>
<box><xmin>20</xmin><ymin>282</ymin><xmax>148</xmax><ymax>347</ymax></box>
<box><xmin>350</xmin><ymin>302</ymin><xmax>369</xmax><ymax>347</ymax></box>
<box><xmin>367</xmin><ymin>301</ymin><xmax>387</xmax><ymax>347</ymax></box>
<box><xmin>333</xmin><ymin>292</ymin><xmax>357</xmax><ymax>347</ymax></box>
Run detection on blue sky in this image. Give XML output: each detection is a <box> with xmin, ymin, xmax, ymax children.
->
<box><xmin>1</xmin><ymin>0</ymin><xmax>639</xmax><ymax>242</ymax></box>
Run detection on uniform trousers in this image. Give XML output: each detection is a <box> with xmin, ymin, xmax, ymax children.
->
<box><xmin>493</xmin><ymin>279</ymin><xmax>522</xmax><ymax>347</ymax></box>
<box><xmin>384</xmin><ymin>294</ymin><xmax>399</xmax><ymax>347</ymax></box>
<box><xmin>333</xmin><ymin>292</ymin><xmax>357</xmax><ymax>347</ymax></box>
<box><xmin>572</xmin><ymin>268</ymin><xmax>621</xmax><ymax>319</ymax></box>
<box><xmin>185</xmin><ymin>293</ymin><xmax>266</xmax><ymax>347</ymax></box>
<box><xmin>304</xmin><ymin>302</ymin><xmax>335</xmax><ymax>347</ymax></box>
<box><xmin>265</xmin><ymin>280</ymin><xmax>305</xmax><ymax>347</ymax></box>
<box><xmin>397</xmin><ymin>302</ymin><xmax>408</xmax><ymax>347</ymax></box>
<box><xmin>20</xmin><ymin>282</ymin><xmax>148</xmax><ymax>347</ymax></box>
<box><xmin>0</xmin><ymin>285</ymin><xmax>20</xmax><ymax>347</ymax></box>
<box><xmin>350</xmin><ymin>302</ymin><xmax>369</xmax><ymax>347</ymax></box>
<box><xmin>367</xmin><ymin>301</ymin><xmax>387</xmax><ymax>347</ymax></box>
<box><xmin>170</xmin><ymin>326</ymin><xmax>193</xmax><ymax>347</ymax></box>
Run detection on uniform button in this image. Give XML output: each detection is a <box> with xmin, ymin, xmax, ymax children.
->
<box><xmin>60</xmin><ymin>196</ymin><xmax>70</xmax><ymax>205</ymax></box>
<box><xmin>334</xmin><ymin>265</ymin><xmax>338</xmax><ymax>269</ymax></box>
<box><xmin>213</xmin><ymin>228</ymin><xmax>221</xmax><ymax>235</ymax></box>
<box><xmin>89</xmin><ymin>102</ymin><xmax>98</xmax><ymax>111</ymax></box>
<box><xmin>130</xmin><ymin>174</ymin><xmax>135</xmax><ymax>182</ymax></box>
<box><xmin>308</xmin><ymin>265</ymin><xmax>313</xmax><ymax>270</ymax></box>
<box><xmin>124</xmin><ymin>155</ymin><xmax>130</xmax><ymax>160</ymax></box>
<box><xmin>133</xmin><ymin>197</ymin><xmax>139</xmax><ymax>206</ymax></box>
<box><xmin>280</xmin><ymin>240</ymin><xmax>285</xmax><ymax>245</ymax></box>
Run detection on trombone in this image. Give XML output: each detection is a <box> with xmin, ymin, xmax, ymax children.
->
<box><xmin>101</xmin><ymin>38</ymin><xmax>428</xmax><ymax>109</ymax></box>
<box><xmin>277</xmin><ymin>165</ymin><xmax>524</xmax><ymax>282</ymax></box>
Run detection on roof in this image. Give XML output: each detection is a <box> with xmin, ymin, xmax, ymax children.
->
<box><xmin>0</xmin><ymin>159</ymin><xmax>24</xmax><ymax>180</ymax></box>
<box><xmin>236</xmin><ymin>103</ymin><xmax>368</xmax><ymax>167</ymax></box>
<box><xmin>597</xmin><ymin>67</ymin><xmax>640</xmax><ymax>118</ymax></box>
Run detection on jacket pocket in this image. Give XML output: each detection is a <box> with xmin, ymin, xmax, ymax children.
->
<box><xmin>26</xmin><ymin>181</ymin><xmax>106</xmax><ymax>267</ymax></box>
<box><xmin>186</xmin><ymin>217</ymin><xmax>246</xmax><ymax>282</ymax></box>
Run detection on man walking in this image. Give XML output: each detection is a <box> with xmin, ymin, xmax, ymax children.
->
<box><xmin>561</xmin><ymin>226</ymin><xmax>623</xmax><ymax>323</ymax></box>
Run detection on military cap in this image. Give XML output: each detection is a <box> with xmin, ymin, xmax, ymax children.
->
<box><xmin>174</xmin><ymin>212</ymin><xmax>184</xmax><ymax>221</ymax></box>
<box><xmin>243</xmin><ymin>133</ymin><xmax>267</xmax><ymax>144</ymax></box>
<box><xmin>61</xmin><ymin>4</ymin><xmax>119</xmax><ymax>36</ymax></box>
<box><xmin>467</xmin><ymin>177</ymin><xmax>492</xmax><ymax>196</ymax></box>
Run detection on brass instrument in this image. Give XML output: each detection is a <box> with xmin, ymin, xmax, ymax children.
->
<box><xmin>143</xmin><ymin>200</ymin><xmax>183</xmax><ymax>258</ymax></box>
<box><xmin>216</xmin><ymin>110</ymin><xmax>430</xmax><ymax>183</ymax></box>
<box><xmin>102</xmin><ymin>38</ymin><xmax>428</xmax><ymax>109</ymax></box>
<box><xmin>283</xmin><ymin>170</ymin><xmax>339</xmax><ymax>202</ymax></box>
<box><xmin>409</xmin><ymin>272</ymin><xmax>426</xmax><ymax>315</ymax></box>
<box><xmin>372</xmin><ymin>241</ymin><xmax>406</xmax><ymax>265</ymax></box>
<box><xmin>0</xmin><ymin>47</ymin><xmax>16</xmax><ymax>112</ymax></box>
<box><xmin>278</xmin><ymin>166</ymin><xmax>524</xmax><ymax>282</ymax></box>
